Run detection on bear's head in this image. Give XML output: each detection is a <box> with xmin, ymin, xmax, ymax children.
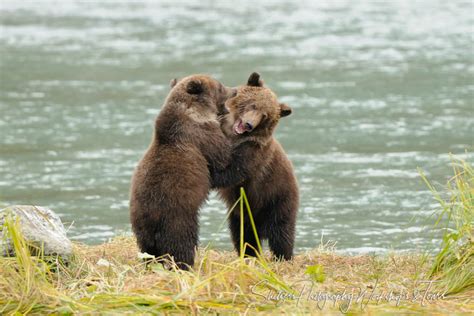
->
<box><xmin>222</xmin><ymin>72</ymin><xmax>292</xmax><ymax>138</ymax></box>
<box><xmin>169</xmin><ymin>75</ymin><xmax>236</xmax><ymax>119</ymax></box>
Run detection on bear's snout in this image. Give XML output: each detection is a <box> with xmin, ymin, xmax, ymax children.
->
<box><xmin>240</xmin><ymin>110</ymin><xmax>262</xmax><ymax>132</ymax></box>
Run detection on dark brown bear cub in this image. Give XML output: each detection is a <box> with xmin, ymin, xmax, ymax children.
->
<box><xmin>130</xmin><ymin>75</ymin><xmax>235</xmax><ymax>270</ymax></box>
<box><xmin>213</xmin><ymin>72</ymin><xmax>299</xmax><ymax>260</ymax></box>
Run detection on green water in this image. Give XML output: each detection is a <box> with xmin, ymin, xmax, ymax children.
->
<box><xmin>0</xmin><ymin>1</ymin><xmax>472</xmax><ymax>252</ymax></box>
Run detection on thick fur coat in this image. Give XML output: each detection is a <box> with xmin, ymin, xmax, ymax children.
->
<box><xmin>130</xmin><ymin>75</ymin><xmax>236</xmax><ymax>269</ymax></box>
<box><xmin>213</xmin><ymin>73</ymin><xmax>299</xmax><ymax>260</ymax></box>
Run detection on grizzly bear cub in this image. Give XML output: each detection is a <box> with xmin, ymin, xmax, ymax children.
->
<box><xmin>213</xmin><ymin>72</ymin><xmax>299</xmax><ymax>260</ymax></box>
<box><xmin>130</xmin><ymin>75</ymin><xmax>236</xmax><ymax>270</ymax></box>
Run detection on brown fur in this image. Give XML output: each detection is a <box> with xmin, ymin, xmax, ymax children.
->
<box><xmin>212</xmin><ymin>72</ymin><xmax>299</xmax><ymax>260</ymax></box>
<box><xmin>130</xmin><ymin>75</ymin><xmax>236</xmax><ymax>270</ymax></box>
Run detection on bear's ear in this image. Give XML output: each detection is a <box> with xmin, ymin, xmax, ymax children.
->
<box><xmin>247</xmin><ymin>72</ymin><xmax>264</xmax><ymax>87</ymax></box>
<box><xmin>279</xmin><ymin>103</ymin><xmax>292</xmax><ymax>117</ymax></box>
<box><xmin>170</xmin><ymin>78</ymin><xmax>178</xmax><ymax>88</ymax></box>
<box><xmin>186</xmin><ymin>80</ymin><xmax>204</xmax><ymax>95</ymax></box>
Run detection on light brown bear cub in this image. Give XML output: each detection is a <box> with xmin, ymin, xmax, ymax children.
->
<box><xmin>130</xmin><ymin>75</ymin><xmax>236</xmax><ymax>270</ymax></box>
<box><xmin>213</xmin><ymin>72</ymin><xmax>299</xmax><ymax>260</ymax></box>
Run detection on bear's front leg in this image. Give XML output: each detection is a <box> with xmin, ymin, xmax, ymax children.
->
<box><xmin>210</xmin><ymin>142</ymin><xmax>258</xmax><ymax>189</ymax></box>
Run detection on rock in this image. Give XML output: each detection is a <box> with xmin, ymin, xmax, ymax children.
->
<box><xmin>0</xmin><ymin>205</ymin><xmax>73</xmax><ymax>258</ymax></box>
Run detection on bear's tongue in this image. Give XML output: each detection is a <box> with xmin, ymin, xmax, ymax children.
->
<box><xmin>233</xmin><ymin>119</ymin><xmax>246</xmax><ymax>135</ymax></box>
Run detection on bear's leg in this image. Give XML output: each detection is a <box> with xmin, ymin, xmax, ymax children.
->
<box><xmin>266</xmin><ymin>199</ymin><xmax>296</xmax><ymax>260</ymax></box>
<box><xmin>157</xmin><ymin>213</ymin><xmax>199</xmax><ymax>270</ymax></box>
<box><xmin>135</xmin><ymin>212</ymin><xmax>198</xmax><ymax>270</ymax></box>
<box><xmin>229</xmin><ymin>213</ymin><xmax>262</xmax><ymax>258</ymax></box>
<box><xmin>134</xmin><ymin>220</ymin><xmax>159</xmax><ymax>260</ymax></box>
<box><xmin>132</xmin><ymin>212</ymin><xmax>162</xmax><ymax>259</ymax></box>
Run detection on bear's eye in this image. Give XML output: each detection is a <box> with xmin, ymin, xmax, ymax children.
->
<box><xmin>250</xmin><ymin>104</ymin><xmax>257</xmax><ymax>110</ymax></box>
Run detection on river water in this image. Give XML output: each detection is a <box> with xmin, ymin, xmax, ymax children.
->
<box><xmin>1</xmin><ymin>1</ymin><xmax>473</xmax><ymax>253</ymax></box>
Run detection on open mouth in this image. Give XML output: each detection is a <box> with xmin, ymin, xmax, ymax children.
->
<box><xmin>232</xmin><ymin>119</ymin><xmax>254</xmax><ymax>135</ymax></box>
<box><xmin>233</xmin><ymin>119</ymin><xmax>246</xmax><ymax>135</ymax></box>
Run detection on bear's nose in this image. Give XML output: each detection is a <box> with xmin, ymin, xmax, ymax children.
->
<box><xmin>244</xmin><ymin>122</ymin><xmax>253</xmax><ymax>131</ymax></box>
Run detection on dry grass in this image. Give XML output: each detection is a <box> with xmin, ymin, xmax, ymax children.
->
<box><xmin>0</xmin><ymin>233</ymin><xmax>472</xmax><ymax>315</ymax></box>
<box><xmin>1</xmin><ymin>156</ymin><xmax>472</xmax><ymax>314</ymax></box>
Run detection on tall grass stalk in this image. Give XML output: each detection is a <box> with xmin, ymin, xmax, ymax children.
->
<box><xmin>419</xmin><ymin>156</ymin><xmax>473</xmax><ymax>294</ymax></box>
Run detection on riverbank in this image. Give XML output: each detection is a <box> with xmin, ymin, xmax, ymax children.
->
<box><xmin>1</xmin><ymin>157</ymin><xmax>473</xmax><ymax>314</ymax></box>
<box><xmin>0</xmin><ymin>234</ymin><xmax>472</xmax><ymax>315</ymax></box>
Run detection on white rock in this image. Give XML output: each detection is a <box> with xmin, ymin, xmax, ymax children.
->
<box><xmin>0</xmin><ymin>205</ymin><xmax>73</xmax><ymax>258</ymax></box>
<box><xmin>96</xmin><ymin>258</ymin><xmax>112</xmax><ymax>267</ymax></box>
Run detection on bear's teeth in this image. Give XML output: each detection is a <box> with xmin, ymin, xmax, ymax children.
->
<box><xmin>233</xmin><ymin>119</ymin><xmax>245</xmax><ymax>135</ymax></box>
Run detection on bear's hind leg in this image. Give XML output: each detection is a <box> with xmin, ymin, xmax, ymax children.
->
<box><xmin>135</xmin><ymin>213</ymin><xmax>198</xmax><ymax>270</ymax></box>
<box><xmin>134</xmin><ymin>223</ymin><xmax>160</xmax><ymax>261</ymax></box>
<box><xmin>156</xmin><ymin>214</ymin><xmax>199</xmax><ymax>270</ymax></box>
<box><xmin>266</xmin><ymin>200</ymin><xmax>296</xmax><ymax>261</ymax></box>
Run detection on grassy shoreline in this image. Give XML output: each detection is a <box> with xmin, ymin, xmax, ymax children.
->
<box><xmin>0</xmin><ymin>235</ymin><xmax>472</xmax><ymax>314</ymax></box>
<box><xmin>1</xmin><ymin>157</ymin><xmax>472</xmax><ymax>314</ymax></box>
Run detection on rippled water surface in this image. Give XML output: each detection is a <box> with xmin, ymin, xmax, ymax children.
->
<box><xmin>1</xmin><ymin>1</ymin><xmax>473</xmax><ymax>252</ymax></box>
